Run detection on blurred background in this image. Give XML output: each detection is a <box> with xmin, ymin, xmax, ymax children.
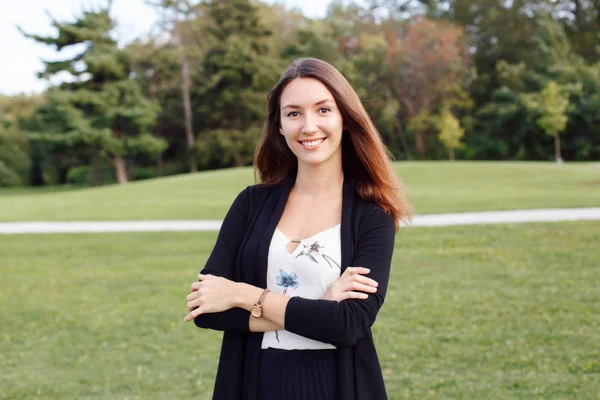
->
<box><xmin>0</xmin><ymin>0</ymin><xmax>599</xmax><ymax>399</ymax></box>
<box><xmin>1</xmin><ymin>0</ymin><xmax>599</xmax><ymax>187</ymax></box>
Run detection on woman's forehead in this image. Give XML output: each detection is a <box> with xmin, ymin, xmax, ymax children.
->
<box><xmin>280</xmin><ymin>77</ymin><xmax>336</xmax><ymax>108</ymax></box>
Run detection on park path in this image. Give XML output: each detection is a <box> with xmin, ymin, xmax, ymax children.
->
<box><xmin>1</xmin><ymin>207</ymin><xmax>599</xmax><ymax>234</ymax></box>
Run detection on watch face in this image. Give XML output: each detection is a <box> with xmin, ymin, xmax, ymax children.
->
<box><xmin>251</xmin><ymin>306</ymin><xmax>262</xmax><ymax>318</ymax></box>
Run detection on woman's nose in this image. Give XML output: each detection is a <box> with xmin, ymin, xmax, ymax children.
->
<box><xmin>301</xmin><ymin>115</ymin><xmax>318</xmax><ymax>134</ymax></box>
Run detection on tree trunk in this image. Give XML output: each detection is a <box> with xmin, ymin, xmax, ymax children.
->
<box><xmin>554</xmin><ymin>133</ymin><xmax>563</xmax><ymax>163</ymax></box>
<box><xmin>111</xmin><ymin>156</ymin><xmax>128</xmax><ymax>184</ymax></box>
<box><xmin>30</xmin><ymin>145</ymin><xmax>45</xmax><ymax>186</ymax></box>
<box><xmin>449</xmin><ymin>147</ymin><xmax>455</xmax><ymax>161</ymax></box>
<box><xmin>415</xmin><ymin>131</ymin><xmax>426</xmax><ymax>159</ymax></box>
<box><xmin>174</xmin><ymin>18</ymin><xmax>197</xmax><ymax>173</ymax></box>
<box><xmin>148</xmin><ymin>80</ymin><xmax>165</xmax><ymax>178</ymax></box>
<box><xmin>92</xmin><ymin>153</ymin><xmax>102</xmax><ymax>186</ymax></box>
<box><xmin>57</xmin><ymin>165</ymin><xmax>69</xmax><ymax>185</ymax></box>
<box><xmin>156</xmin><ymin>153</ymin><xmax>164</xmax><ymax>177</ymax></box>
<box><xmin>126</xmin><ymin>158</ymin><xmax>133</xmax><ymax>181</ymax></box>
<box><xmin>396</xmin><ymin>126</ymin><xmax>413</xmax><ymax>160</ymax></box>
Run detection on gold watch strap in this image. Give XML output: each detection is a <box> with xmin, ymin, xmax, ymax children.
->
<box><xmin>256</xmin><ymin>288</ymin><xmax>270</xmax><ymax>306</ymax></box>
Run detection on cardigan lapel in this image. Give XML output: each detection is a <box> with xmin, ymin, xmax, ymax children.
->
<box><xmin>340</xmin><ymin>176</ymin><xmax>355</xmax><ymax>274</ymax></box>
<box><xmin>255</xmin><ymin>175</ymin><xmax>295</xmax><ymax>287</ymax></box>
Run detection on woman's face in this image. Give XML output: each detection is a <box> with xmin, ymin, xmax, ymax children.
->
<box><xmin>279</xmin><ymin>77</ymin><xmax>344</xmax><ymax>168</ymax></box>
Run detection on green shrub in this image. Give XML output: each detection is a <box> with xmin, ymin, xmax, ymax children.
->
<box><xmin>0</xmin><ymin>161</ymin><xmax>22</xmax><ymax>187</ymax></box>
<box><xmin>66</xmin><ymin>164</ymin><xmax>116</xmax><ymax>185</ymax></box>
<box><xmin>131</xmin><ymin>166</ymin><xmax>156</xmax><ymax>180</ymax></box>
<box><xmin>196</xmin><ymin>127</ymin><xmax>261</xmax><ymax>170</ymax></box>
<box><xmin>0</xmin><ymin>130</ymin><xmax>31</xmax><ymax>186</ymax></box>
<box><xmin>67</xmin><ymin>163</ymin><xmax>159</xmax><ymax>185</ymax></box>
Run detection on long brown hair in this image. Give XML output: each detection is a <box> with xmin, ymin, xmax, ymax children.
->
<box><xmin>254</xmin><ymin>58</ymin><xmax>412</xmax><ymax>229</ymax></box>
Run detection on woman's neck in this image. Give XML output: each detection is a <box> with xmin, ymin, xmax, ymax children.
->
<box><xmin>294</xmin><ymin>162</ymin><xmax>344</xmax><ymax>197</ymax></box>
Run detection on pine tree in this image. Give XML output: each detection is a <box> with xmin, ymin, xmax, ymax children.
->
<box><xmin>21</xmin><ymin>4</ymin><xmax>166</xmax><ymax>184</ymax></box>
<box><xmin>194</xmin><ymin>0</ymin><xmax>282</xmax><ymax>168</ymax></box>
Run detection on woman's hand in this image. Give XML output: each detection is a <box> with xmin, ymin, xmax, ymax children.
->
<box><xmin>183</xmin><ymin>274</ymin><xmax>238</xmax><ymax>322</ymax></box>
<box><xmin>322</xmin><ymin>266</ymin><xmax>378</xmax><ymax>302</ymax></box>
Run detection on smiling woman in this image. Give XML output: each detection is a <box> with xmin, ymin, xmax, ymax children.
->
<box><xmin>278</xmin><ymin>78</ymin><xmax>344</xmax><ymax>166</ymax></box>
<box><xmin>184</xmin><ymin>58</ymin><xmax>412</xmax><ymax>400</ymax></box>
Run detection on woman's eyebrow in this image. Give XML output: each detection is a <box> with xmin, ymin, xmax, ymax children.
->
<box><xmin>281</xmin><ymin>99</ymin><xmax>334</xmax><ymax>110</ymax></box>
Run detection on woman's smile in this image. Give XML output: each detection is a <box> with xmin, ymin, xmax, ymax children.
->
<box><xmin>299</xmin><ymin>137</ymin><xmax>327</xmax><ymax>150</ymax></box>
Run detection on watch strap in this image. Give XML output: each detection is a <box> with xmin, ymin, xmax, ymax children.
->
<box><xmin>256</xmin><ymin>288</ymin><xmax>270</xmax><ymax>307</ymax></box>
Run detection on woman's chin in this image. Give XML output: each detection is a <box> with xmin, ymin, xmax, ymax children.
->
<box><xmin>296</xmin><ymin>154</ymin><xmax>336</xmax><ymax>167</ymax></box>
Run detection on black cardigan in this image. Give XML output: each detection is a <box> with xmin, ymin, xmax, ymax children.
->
<box><xmin>194</xmin><ymin>174</ymin><xmax>396</xmax><ymax>400</ymax></box>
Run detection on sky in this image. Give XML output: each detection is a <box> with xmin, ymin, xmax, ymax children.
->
<box><xmin>0</xmin><ymin>0</ymin><xmax>333</xmax><ymax>96</ymax></box>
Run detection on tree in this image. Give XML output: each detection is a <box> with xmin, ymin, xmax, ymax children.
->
<box><xmin>393</xmin><ymin>17</ymin><xmax>471</xmax><ymax>158</ymax></box>
<box><xmin>0</xmin><ymin>94</ymin><xmax>43</xmax><ymax>186</ymax></box>
<box><xmin>193</xmin><ymin>0</ymin><xmax>282</xmax><ymax>169</ymax></box>
<box><xmin>21</xmin><ymin>4</ymin><xmax>166</xmax><ymax>184</ymax></box>
<box><xmin>436</xmin><ymin>107</ymin><xmax>465</xmax><ymax>161</ymax></box>
<box><xmin>146</xmin><ymin>0</ymin><xmax>200</xmax><ymax>173</ymax></box>
<box><xmin>537</xmin><ymin>81</ymin><xmax>569</xmax><ymax>163</ymax></box>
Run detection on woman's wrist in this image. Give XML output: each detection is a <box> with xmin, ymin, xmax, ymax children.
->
<box><xmin>233</xmin><ymin>282</ymin><xmax>264</xmax><ymax>310</ymax></box>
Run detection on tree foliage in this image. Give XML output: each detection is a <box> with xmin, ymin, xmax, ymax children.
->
<box><xmin>8</xmin><ymin>0</ymin><xmax>600</xmax><ymax>187</ymax></box>
<box><xmin>21</xmin><ymin>5</ymin><xmax>166</xmax><ymax>184</ymax></box>
<box><xmin>436</xmin><ymin>108</ymin><xmax>465</xmax><ymax>161</ymax></box>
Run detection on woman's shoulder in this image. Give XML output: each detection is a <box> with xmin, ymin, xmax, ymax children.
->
<box><xmin>244</xmin><ymin>182</ymin><xmax>284</xmax><ymax>198</ymax></box>
<box><xmin>353</xmin><ymin>195</ymin><xmax>396</xmax><ymax>231</ymax></box>
<box><xmin>231</xmin><ymin>182</ymin><xmax>284</xmax><ymax>209</ymax></box>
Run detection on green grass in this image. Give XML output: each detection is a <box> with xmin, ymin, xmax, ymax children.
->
<box><xmin>1</xmin><ymin>162</ymin><xmax>599</xmax><ymax>221</ymax></box>
<box><xmin>0</xmin><ymin>185</ymin><xmax>85</xmax><ymax>197</ymax></box>
<box><xmin>1</xmin><ymin>221</ymin><xmax>598</xmax><ymax>399</ymax></box>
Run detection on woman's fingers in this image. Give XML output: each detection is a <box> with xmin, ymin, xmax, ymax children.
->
<box><xmin>184</xmin><ymin>306</ymin><xmax>204</xmax><ymax>322</ymax></box>
<box><xmin>186</xmin><ymin>291</ymin><xmax>198</xmax><ymax>302</ymax></box>
<box><xmin>343</xmin><ymin>291</ymin><xmax>369</xmax><ymax>300</ymax></box>
<box><xmin>345</xmin><ymin>266</ymin><xmax>370</xmax><ymax>276</ymax></box>
<box><xmin>348</xmin><ymin>281</ymin><xmax>377</xmax><ymax>293</ymax></box>
<box><xmin>355</xmin><ymin>274</ymin><xmax>378</xmax><ymax>288</ymax></box>
<box><xmin>187</xmin><ymin>297</ymin><xmax>201</xmax><ymax>310</ymax></box>
<box><xmin>184</xmin><ymin>275</ymin><xmax>216</xmax><ymax>322</ymax></box>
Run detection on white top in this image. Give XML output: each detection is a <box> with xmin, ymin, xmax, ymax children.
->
<box><xmin>261</xmin><ymin>223</ymin><xmax>342</xmax><ymax>350</ymax></box>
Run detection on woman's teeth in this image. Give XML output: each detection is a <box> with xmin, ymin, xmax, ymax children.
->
<box><xmin>300</xmin><ymin>138</ymin><xmax>325</xmax><ymax>148</ymax></box>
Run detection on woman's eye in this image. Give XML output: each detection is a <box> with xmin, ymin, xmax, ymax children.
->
<box><xmin>287</xmin><ymin>111</ymin><xmax>299</xmax><ymax>117</ymax></box>
<box><xmin>319</xmin><ymin>107</ymin><xmax>331</xmax><ymax>114</ymax></box>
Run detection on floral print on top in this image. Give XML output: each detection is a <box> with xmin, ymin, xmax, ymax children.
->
<box><xmin>262</xmin><ymin>223</ymin><xmax>341</xmax><ymax>351</ymax></box>
<box><xmin>296</xmin><ymin>240</ymin><xmax>341</xmax><ymax>269</ymax></box>
<box><xmin>276</xmin><ymin>269</ymin><xmax>299</xmax><ymax>295</ymax></box>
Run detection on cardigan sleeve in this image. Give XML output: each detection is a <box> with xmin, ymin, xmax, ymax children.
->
<box><xmin>194</xmin><ymin>187</ymin><xmax>251</xmax><ymax>333</ymax></box>
<box><xmin>283</xmin><ymin>208</ymin><xmax>396</xmax><ymax>347</ymax></box>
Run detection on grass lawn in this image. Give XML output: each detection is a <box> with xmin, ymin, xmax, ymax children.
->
<box><xmin>0</xmin><ymin>162</ymin><xmax>599</xmax><ymax>222</ymax></box>
<box><xmin>1</xmin><ymin>221</ymin><xmax>598</xmax><ymax>399</ymax></box>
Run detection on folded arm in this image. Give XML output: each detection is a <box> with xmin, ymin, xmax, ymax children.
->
<box><xmin>283</xmin><ymin>210</ymin><xmax>396</xmax><ymax>347</ymax></box>
<box><xmin>236</xmin><ymin>209</ymin><xmax>396</xmax><ymax>344</ymax></box>
<box><xmin>193</xmin><ymin>187</ymin><xmax>253</xmax><ymax>333</ymax></box>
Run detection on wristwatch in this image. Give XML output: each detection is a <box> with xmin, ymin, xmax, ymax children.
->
<box><xmin>251</xmin><ymin>288</ymin><xmax>270</xmax><ymax>318</ymax></box>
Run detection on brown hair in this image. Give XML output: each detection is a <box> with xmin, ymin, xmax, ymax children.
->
<box><xmin>254</xmin><ymin>58</ymin><xmax>412</xmax><ymax>229</ymax></box>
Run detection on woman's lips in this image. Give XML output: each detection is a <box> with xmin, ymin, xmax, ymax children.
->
<box><xmin>299</xmin><ymin>137</ymin><xmax>326</xmax><ymax>150</ymax></box>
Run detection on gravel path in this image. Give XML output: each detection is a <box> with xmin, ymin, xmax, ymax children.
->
<box><xmin>1</xmin><ymin>208</ymin><xmax>599</xmax><ymax>234</ymax></box>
